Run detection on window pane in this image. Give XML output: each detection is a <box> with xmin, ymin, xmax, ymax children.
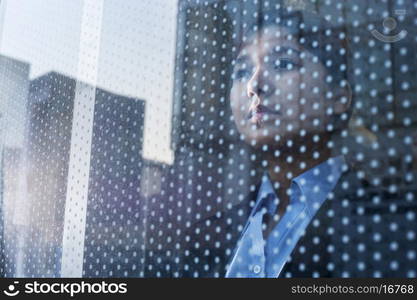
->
<box><xmin>0</xmin><ymin>0</ymin><xmax>416</xmax><ymax>278</ymax></box>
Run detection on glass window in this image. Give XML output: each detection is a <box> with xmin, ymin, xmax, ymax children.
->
<box><xmin>0</xmin><ymin>0</ymin><xmax>416</xmax><ymax>278</ymax></box>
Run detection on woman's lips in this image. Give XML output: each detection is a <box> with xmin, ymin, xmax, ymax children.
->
<box><xmin>246</xmin><ymin>104</ymin><xmax>281</xmax><ymax>126</ymax></box>
<box><xmin>249</xmin><ymin>111</ymin><xmax>264</xmax><ymax>124</ymax></box>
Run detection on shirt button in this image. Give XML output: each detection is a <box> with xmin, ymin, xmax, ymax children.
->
<box><xmin>253</xmin><ymin>265</ymin><xmax>261</xmax><ymax>274</ymax></box>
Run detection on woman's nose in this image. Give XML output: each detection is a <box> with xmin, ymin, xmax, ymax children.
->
<box><xmin>246</xmin><ymin>68</ymin><xmax>273</xmax><ymax>100</ymax></box>
<box><xmin>248</xmin><ymin>86</ymin><xmax>265</xmax><ymax>100</ymax></box>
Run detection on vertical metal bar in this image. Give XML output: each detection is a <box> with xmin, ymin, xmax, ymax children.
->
<box><xmin>60</xmin><ymin>0</ymin><xmax>103</xmax><ymax>277</ymax></box>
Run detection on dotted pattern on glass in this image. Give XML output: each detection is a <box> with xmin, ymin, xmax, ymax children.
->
<box><xmin>0</xmin><ymin>0</ymin><xmax>416</xmax><ymax>278</ymax></box>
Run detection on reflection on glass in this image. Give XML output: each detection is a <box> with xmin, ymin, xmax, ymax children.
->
<box><xmin>0</xmin><ymin>0</ymin><xmax>416</xmax><ymax>278</ymax></box>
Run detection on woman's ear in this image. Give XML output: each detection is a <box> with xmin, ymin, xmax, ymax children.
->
<box><xmin>325</xmin><ymin>80</ymin><xmax>353</xmax><ymax>132</ymax></box>
<box><xmin>333</xmin><ymin>80</ymin><xmax>352</xmax><ymax>115</ymax></box>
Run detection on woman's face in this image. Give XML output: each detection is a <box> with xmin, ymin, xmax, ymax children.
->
<box><xmin>230</xmin><ymin>26</ymin><xmax>339</xmax><ymax>149</ymax></box>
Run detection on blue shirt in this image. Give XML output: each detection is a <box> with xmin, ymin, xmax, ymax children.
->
<box><xmin>225</xmin><ymin>156</ymin><xmax>344</xmax><ymax>278</ymax></box>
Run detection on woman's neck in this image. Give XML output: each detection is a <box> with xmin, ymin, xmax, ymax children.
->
<box><xmin>259</xmin><ymin>136</ymin><xmax>333</xmax><ymax>213</ymax></box>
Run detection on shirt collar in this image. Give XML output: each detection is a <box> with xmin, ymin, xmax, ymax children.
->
<box><xmin>292</xmin><ymin>155</ymin><xmax>345</xmax><ymax>216</ymax></box>
<box><xmin>252</xmin><ymin>155</ymin><xmax>345</xmax><ymax>217</ymax></box>
<box><xmin>252</xmin><ymin>173</ymin><xmax>277</xmax><ymax>216</ymax></box>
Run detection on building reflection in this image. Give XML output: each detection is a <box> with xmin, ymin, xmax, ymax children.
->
<box><xmin>1</xmin><ymin>67</ymin><xmax>168</xmax><ymax>277</ymax></box>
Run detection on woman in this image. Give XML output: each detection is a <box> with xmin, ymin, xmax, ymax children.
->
<box><xmin>225</xmin><ymin>9</ymin><xmax>353</xmax><ymax>277</ymax></box>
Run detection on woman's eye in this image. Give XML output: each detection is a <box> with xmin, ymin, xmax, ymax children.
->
<box><xmin>232</xmin><ymin>69</ymin><xmax>251</xmax><ymax>81</ymax></box>
<box><xmin>274</xmin><ymin>58</ymin><xmax>299</xmax><ymax>71</ymax></box>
